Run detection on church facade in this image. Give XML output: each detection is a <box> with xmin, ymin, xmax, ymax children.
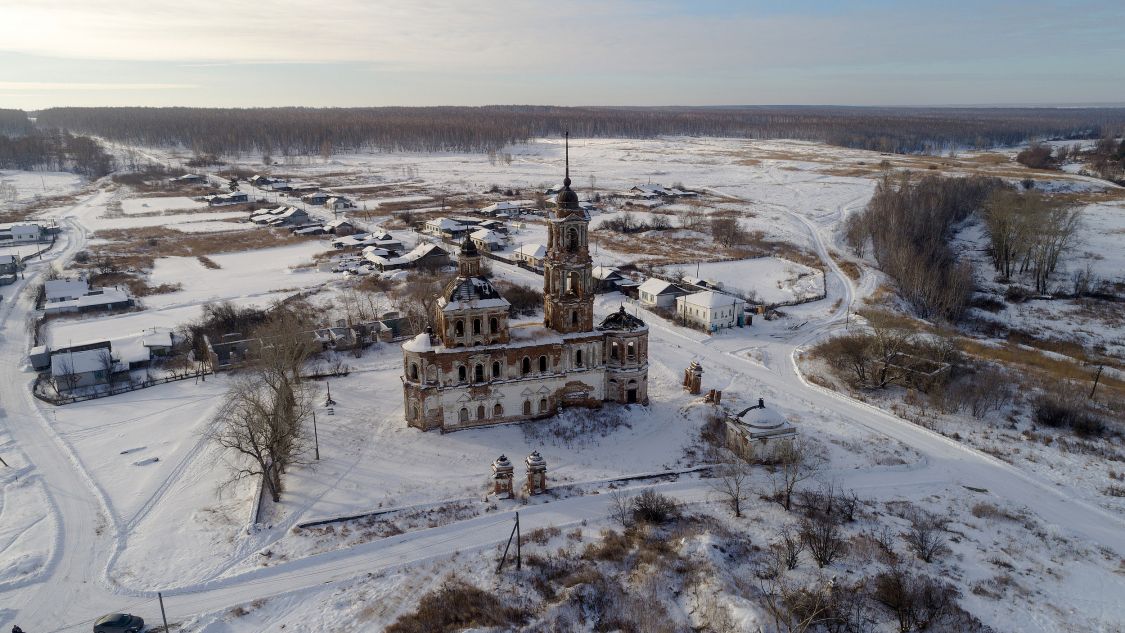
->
<box><xmin>401</xmin><ymin>145</ymin><xmax>649</xmax><ymax>432</ymax></box>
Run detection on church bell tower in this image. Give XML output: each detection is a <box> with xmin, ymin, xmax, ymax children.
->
<box><xmin>543</xmin><ymin>133</ymin><xmax>594</xmax><ymax>334</ymax></box>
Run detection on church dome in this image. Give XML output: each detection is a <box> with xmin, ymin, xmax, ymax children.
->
<box><xmin>596</xmin><ymin>305</ymin><xmax>647</xmax><ymax>331</ymax></box>
<box><xmin>459</xmin><ymin>235</ymin><xmax>479</xmax><ymax>256</ymax></box>
<box><xmin>555</xmin><ymin>177</ymin><xmax>580</xmax><ymax>210</ymax></box>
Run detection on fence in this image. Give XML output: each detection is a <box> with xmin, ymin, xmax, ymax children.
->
<box><xmin>19</xmin><ymin>235</ymin><xmax>58</xmax><ymax>262</ymax></box>
<box><xmin>33</xmin><ymin>369</ymin><xmax>213</xmax><ymax>406</ymax></box>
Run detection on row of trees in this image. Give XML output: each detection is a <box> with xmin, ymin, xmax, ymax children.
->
<box><xmin>0</xmin><ymin>127</ymin><xmax>115</xmax><ymax>177</ymax></box>
<box><xmin>982</xmin><ymin>189</ymin><xmax>1082</xmax><ymax>293</ymax></box>
<box><xmin>29</xmin><ymin>105</ymin><xmax>1125</xmax><ymax>156</ymax></box>
<box><xmin>845</xmin><ymin>173</ymin><xmax>1003</xmax><ymax>321</ymax></box>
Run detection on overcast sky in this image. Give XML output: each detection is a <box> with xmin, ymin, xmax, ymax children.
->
<box><xmin>1</xmin><ymin>0</ymin><xmax>1122</xmax><ymax>109</ymax></box>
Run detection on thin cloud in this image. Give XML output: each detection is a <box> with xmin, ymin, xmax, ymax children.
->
<box><xmin>0</xmin><ymin>81</ymin><xmax>195</xmax><ymax>91</ymax></box>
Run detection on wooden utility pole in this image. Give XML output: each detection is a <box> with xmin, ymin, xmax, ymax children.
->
<box><xmin>312</xmin><ymin>411</ymin><xmax>320</xmax><ymax>460</ymax></box>
<box><xmin>1089</xmin><ymin>365</ymin><xmax>1103</xmax><ymax>399</ymax></box>
<box><xmin>496</xmin><ymin>512</ymin><xmax>521</xmax><ymax>573</ymax></box>
<box><xmin>158</xmin><ymin>592</ymin><xmax>170</xmax><ymax>632</ymax></box>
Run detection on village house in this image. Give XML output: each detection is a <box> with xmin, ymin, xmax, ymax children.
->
<box><xmin>0</xmin><ymin>254</ymin><xmax>21</xmax><ymax>279</ymax></box>
<box><xmin>249</xmin><ymin>174</ymin><xmax>274</xmax><ymax>187</ymax></box>
<box><xmin>325</xmin><ymin>196</ymin><xmax>356</xmax><ymax>211</ymax></box>
<box><xmin>481</xmin><ymin>201</ymin><xmax>527</xmax><ymax>216</ymax></box>
<box><xmin>422</xmin><ymin>217</ymin><xmax>479</xmax><ymax>240</ymax></box>
<box><xmin>334</xmin><ymin>231</ymin><xmax>404</xmax><ymax>251</ymax></box>
<box><xmin>364</xmin><ymin>243</ymin><xmax>450</xmax><ymax>272</ymax></box>
<box><xmin>171</xmin><ymin>174</ymin><xmax>205</xmax><ymax>185</ymax></box>
<box><xmin>301</xmin><ymin>191</ymin><xmax>330</xmax><ymax>206</ymax></box>
<box><xmin>205</xmin><ymin>192</ymin><xmax>249</xmax><ymax>206</ymax></box>
<box><xmin>512</xmin><ymin>243</ymin><xmax>547</xmax><ymax>269</ymax></box>
<box><xmin>626</xmin><ymin>183</ymin><xmax>695</xmax><ymax>199</ymax></box>
<box><xmin>478</xmin><ymin>219</ymin><xmax>509</xmax><ymax>234</ymax></box>
<box><xmin>43</xmin><ymin>277</ymin><xmax>134</xmax><ymax>315</ymax></box>
<box><xmin>637</xmin><ymin>278</ymin><xmax>689</xmax><ymax>308</ymax></box>
<box><xmin>676</xmin><ymin>290</ymin><xmax>746</xmax><ymax>331</ymax></box>
<box><xmin>250</xmin><ymin>206</ymin><xmax>310</xmax><ymax>226</ymax></box>
<box><xmin>324</xmin><ymin>218</ymin><xmax>358</xmax><ymax>236</ymax></box>
<box><xmin>592</xmin><ymin>266</ymin><xmax>626</xmax><ymax>293</ymax></box>
<box><xmin>469</xmin><ymin>228</ymin><xmax>507</xmax><ymax>252</ymax></box>
<box><xmin>402</xmin><ymin>146</ymin><xmax>650</xmax><ymax>432</ymax></box>
<box><xmin>50</xmin><ymin>347</ymin><xmax>120</xmax><ymax>391</ymax></box>
<box><xmin>0</xmin><ymin>223</ymin><xmax>44</xmax><ymax>244</ymax></box>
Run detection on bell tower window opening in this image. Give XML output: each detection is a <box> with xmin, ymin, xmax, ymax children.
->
<box><xmin>521</xmin><ymin>356</ymin><xmax>531</xmax><ymax>375</ymax></box>
<box><xmin>571</xmin><ymin>310</ymin><xmax>578</xmax><ymax>325</ymax></box>
<box><xmin>575</xmin><ymin>349</ymin><xmax>583</xmax><ymax>368</ymax></box>
<box><xmin>457</xmin><ymin>365</ymin><xmax>467</xmax><ymax>383</ymax></box>
<box><xmin>473</xmin><ymin>318</ymin><xmax>481</xmax><ymax>335</ymax></box>
<box><xmin>627</xmin><ymin>341</ymin><xmax>636</xmax><ymax>360</ymax></box>
<box><xmin>409</xmin><ymin>363</ymin><xmax>418</xmax><ymax>381</ymax></box>
<box><xmin>538</xmin><ymin>355</ymin><xmax>548</xmax><ymax>372</ymax></box>
<box><xmin>489</xmin><ymin>317</ymin><xmax>498</xmax><ymax>333</ymax></box>
<box><xmin>474</xmin><ymin>364</ymin><xmax>484</xmax><ymax>382</ymax></box>
<box><xmin>454</xmin><ymin>320</ymin><xmax>464</xmax><ymax>338</ymax></box>
<box><xmin>492</xmin><ymin>361</ymin><xmax>501</xmax><ymax>378</ymax></box>
<box><xmin>566</xmin><ymin>227</ymin><xmax>579</xmax><ymax>253</ymax></box>
<box><xmin>610</xmin><ymin>341</ymin><xmax>620</xmax><ymax>360</ymax></box>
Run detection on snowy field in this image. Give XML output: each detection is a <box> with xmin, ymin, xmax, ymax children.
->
<box><xmin>119</xmin><ymin>196</ymin><xmax>208</xmax><ymax>215</ymax></box>
<box><xmin>0</xmin><ymin>169</ymin><xmax>84</xmax><ymax>205</ymax></box>
<box><xmin>145</xmin><ymin>241</ymin><xmax>336</xmax><ymax>310</ymax></box>
<box><xmin>667</xmin><ymin>256</ymin><xmax>825</xmax><ymax>304</ymax></box>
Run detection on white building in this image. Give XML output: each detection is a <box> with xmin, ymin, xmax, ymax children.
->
<box><xmin>637</xmin><ymin>278</ymin><xmax>687</xmax><ymax>309</ymax></box>
<box><xmin>50</xmin><ymin>348</ymin><xmax>117</xmax><ymax>390</ymax></box>
<box><xmin>0</xmin><ymin>223</ymin><xmax>43</xmax><ymax>244</ymax></box>
<box><xmin>676</xmin><ymin>290</ymin><xmax>746</xmax><ymax>331</ymax></box>
<box><xmin>44</xmin><ymin>278</ymin><xmax>91</xmax><ymax>303</ymax></box>
<box><xmin>469</xmin><ymin>228</ymin><xmax>507</xmax><ymax>252</ymax></box>
<box><xmin>512</xmin><ymin>243</ymin><xmax>547</xmax><ymax>268</ymax></box>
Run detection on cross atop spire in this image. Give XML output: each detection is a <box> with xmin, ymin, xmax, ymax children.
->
<box><xmin>555</xmin><ymin>131</ymin><xmax>579</xmax><ymax>211</ymax></box>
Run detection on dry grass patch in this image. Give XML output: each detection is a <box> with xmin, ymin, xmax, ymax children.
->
<box><xmin>85</xmin><ymin>226</ymin><xmax>308</xmax><ymax>272</ymax></box>
<box><xmin>197</xmin><ymin>255</ymin><xmax>221</xmax><ymax>269</ymax></box>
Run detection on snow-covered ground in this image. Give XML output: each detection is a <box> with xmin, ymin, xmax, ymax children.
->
<box><xmin>3</xmin><ymin>137</ymin><xmax>1124</xmax><ymax>633</ymax></box>
<box><xmin>119</xmin><ymin>196</ymin><xmax>208</xmax><ymax>215</ymax></box>
<box><xmin>145</xmin><ymin>241</ymin><xmax>335</xmax><ymax>310</ymax></box>
<box><xmin>666</xmin><ymin>256</ymin><xmax>825</xmax><ymax>304</ymax></box>
<box><xmin>0</xmin><ymin>169</ymin><xmax>84</xmax><ymax>205</ymax></box>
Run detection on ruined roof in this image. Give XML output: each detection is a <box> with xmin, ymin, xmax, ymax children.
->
<box><xmin>441</xmin><ymin>275</ymin><xmax>510</xmax><ymax>312</ymax></box>
<box><xmin>596</xmin><ymin>305</ymin><xmax>647</xmax><ymax>332</ymax></box>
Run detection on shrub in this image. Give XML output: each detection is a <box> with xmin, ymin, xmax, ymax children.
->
<box><xmin>799</xmin><ymin>513</ymin><xmax>847</xmax><ymax>568</ymax></box>
<box><xmin>631</xmin><ymin>490</ymin><xmax>678</xmax><ymax>525</ymax></box>
<box><xmin>874</xmin><ymin>569</ymin><xmax>965</xmax><ymax>633</ymax></box>
<box><xmin>385</xmin><ymin>577</ymin><xmax>526</xmax><ymax>633</ymax></box>
<box><xmin>902</xmin><ymin>510</ymin><xmax>949</xmax><ymax>563</ymax></box>
<box><xmin>1033</xmin><ymin>396</ymin><xmax>1106</xmax><ymax>437</ymax></box>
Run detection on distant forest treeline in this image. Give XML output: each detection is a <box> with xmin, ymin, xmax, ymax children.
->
<box><xmin>31</xmin><ymin>105</ymin><xmax>1125</xmax><ymax>156</ymax></box>
<box><xmin>0</xmin><ymin>108</ymin><xmax>115</xmax><ymax>177</ymax></box>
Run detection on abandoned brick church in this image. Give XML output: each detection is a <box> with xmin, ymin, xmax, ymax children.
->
<box><xmin>401</xmin><ymin>144</ymin><xmax>649</xmax><ymax>432</ymax></box>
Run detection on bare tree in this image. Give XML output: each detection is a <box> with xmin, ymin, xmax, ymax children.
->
<box><xmin>759</xmin><ymin>574</ymin><xmax>831</xmax><ymax>633</ymax></box>
<box><xmin>97</xmin><ymin>349</ymin><xmax>118</xmax><ymax>388</ymax></box>
<box><xmin>770</xmin><ymin>525</ymin><xmax>805</xmax><ymax>571</ymax></box>
<box><xmin>608</xmin><ymin>489</ymin><xmax>633</xmax><ymax>529</ymax></box>
<box><xmin>770</xmin><ymin>438</ymin><xmax>824</xmax><ymax>511</ymax></box>
<box><xmin>902</xmin><ymin>510</ymin><xmax>948</xmax><ymax>564</ymax></box>
<box><xmin>209</xmin><ymin>374</ymin><xmax>311</xmax><ymax>503</ymax></box>
<box><xmin>800</xmin><ymin>513</ymin><xmax>847</xmax><ymax>568</ymax></box>
<box><xmin>710</xmin><ymin>461</ymin><xmax>754</xmax><ymax>518</ymax></box>
<box><xmin>53</xmin><ymin>354</ymin><xmax>81</xmax><ymax>393</ymax></box>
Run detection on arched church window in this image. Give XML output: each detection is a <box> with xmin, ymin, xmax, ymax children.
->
<box><xmin>522</xmin><ymin>356</ymin><xmax>531</xmax><ymax>375</ymax></box>
<box><xmin>473</xmin><ymin>318</ymin><xmax>481</xmax><ymax>335</ymax></box>
<box><xmin>477</xmin><ymin>404</ymin><xmax>486</xmax><ymax>420</ymax></box>
<box><xmin>494</xmin><ymin>403</ymin><xmax>503</xmax><ymax>416</ymax></box>
<box><xmin>523</xmin><ymin>400</ymin><xmax>532</xmax><ymax>415</ymax></box>
<box><xmin>627</xmin><ymin>341</ymin><xmax>636</xmax><ymax>359</ymax></box>
<box><xmin>459</xmin><ymin>407</ymin><xmax>469</xmax><ymax>423</ymax></box>
<box><xmin>575</xmin><ymin>349</ymin><xmax>583</xmax><ymax>367</ymax></box>
<box><xmin>492</xmin><ymin>361</ymin><xmax>501</xmax><ymax>378</ymax></box>
<box><xmin>571</xmin><ymin>309</ymin><xmax>578</xmax><ymax>325</ymax></box>
<box><xmin>539</xmin><ymin>355</ymin><xmax>548</xmax><ymax>372</ymax></box>
<box><xmin>457</xmin><ymin>365</ymin><xmax>467</xmax><ymax>382</ymax></box>
<box><xmin>409</xmin><ymin>363</ymin><xmax>419</xmax><ymax>381</ymax></box>
<box><xmin>610</xmin><ymin>341</ymin><xmax>620</xmax><ymax>360</ymax></box>
<box><xmin>454</xmin><ymin>320</ymin><xmax>464</xmax><ymax>337</ymax></box>
<box><xmin>566</xmin><ymin>227</ymin><xmax>579</xmax><ymax>253</ymax></box>
<box><xmin>474</xmin><ymin>364</ymin><xmax>484</xmax><ymax>382</ymax></box>
<box><xmin>539</xmin><ymin>398</ymin><xmax>548</xmax><ymax>413</ymax></box>
<box><xmin>490</xmin><ymin>317</ymin><xmax>499</xmax><ymax>333</ymax></box>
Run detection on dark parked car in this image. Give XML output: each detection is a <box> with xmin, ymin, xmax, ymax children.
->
<box><xmin>93</xmin><ymin>613</ymin><xmax>144</xmax><ymax>633</ymax></box>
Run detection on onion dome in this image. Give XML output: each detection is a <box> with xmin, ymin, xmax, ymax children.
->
<box><xmin>460</xmin><ymin>234</ymin><xmax>478</xmax><ymax>256</ymax></box>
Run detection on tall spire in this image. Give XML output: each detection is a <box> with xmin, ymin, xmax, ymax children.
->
<box><xmin>555</xmin><ymin>131</ymin><xmax>579</xmax><ymax>211</ymax></box>
<box><xmin>564</xmin><ymin>131</ymin><xmax>570</xmax><ymax>187</ymax></box>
